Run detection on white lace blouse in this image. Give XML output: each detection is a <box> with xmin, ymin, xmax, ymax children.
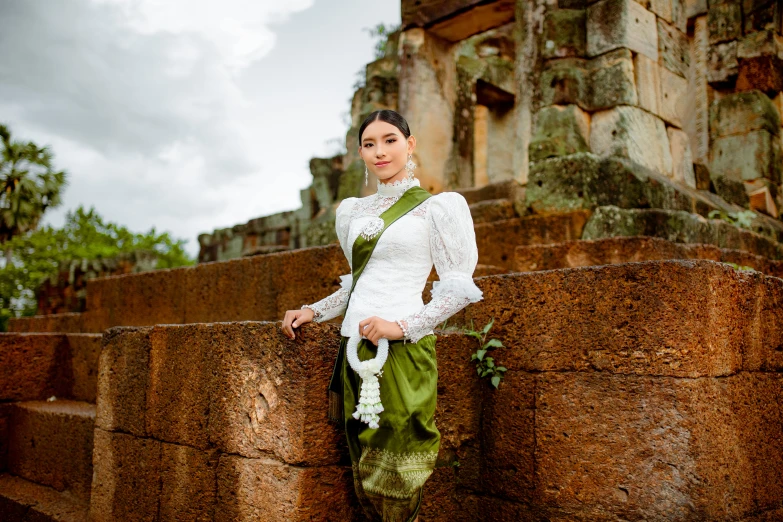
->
<box><xmin>302</xmin><ymin>176</ymin><xmax>483</xmax><ymax>343</ymax></box>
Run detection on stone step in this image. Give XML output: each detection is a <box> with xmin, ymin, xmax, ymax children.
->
<box><xmin>4</xmin><ymin>401</ymin><xmax>95</xmax><ymax>501</ymax></box>
<box><xmin>475</xmin><ymin>211</ymin><xmax>591</xmax><ymax>269</ymax></box>
<box><xmin>468</xmin><ymin>198</ymin><xmax>518</xmax><ymax>224</ymax></box>
<box><xmin>584</xmin><ymin>206</ymin><xmax>783</xmax><ymax>260</ymax></box>
<box><xmin>90</xmin><ymin>260</ymin><xmax>783</xmax><ymax>520</ymax></box>
<box><xmin>8</xmin><ymin>211</ymin><xmax>592</xmax><ymax>334</ymax></box>
<box><xmin>514</xmin><ymin>235</ymin><xmax>783</xmax><ymax>277</ymax></box>
<box><xmin>455</xmin><ymin>179</ymin><xmax>524</xmax><ymax>206</ymax></box>
<box><xmin>0</xmin><ymin>333</ymin><xmax>102</xmax><ymax>403</ymax></box>
<box><xmin>10</xmin><ymin>205</ymin><xmax>782</xmax><ymax>337</ymax></box>
<box><xmin>4</xmin><ymin>313</ymin><xmax>82</xmax><ymax>334</ymax></box>
<box><xmin>0</xmin><ymin>473</ymin><xmax>89</xmax><ymax>522</ymax></box>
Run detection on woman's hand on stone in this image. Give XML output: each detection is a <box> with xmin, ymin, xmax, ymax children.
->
<box><xmin>358</xmin><ymin>316</ymin><xmax>404</xmax><ymax>345</ymax></box>
<box><xmin>282</xmin><ymin>308</ymin><xmax>314</xmax><ymax>340</ymax></box>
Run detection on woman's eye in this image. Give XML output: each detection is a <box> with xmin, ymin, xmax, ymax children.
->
<box><xmin>386</xmin><ymin>139</ymin><xmax>396</xmax><ymax>144</ymax></box>
<box><xmin>364</xmin><ymin>143</ymin><xmax>373</xmax><ymax>148</ymax></box>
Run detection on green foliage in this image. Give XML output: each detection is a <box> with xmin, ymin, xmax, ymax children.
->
<box><xmin>0</xmin><ymin>205</ymin><xmax>194</xmax><ymax>329</ymax></box>
<box><xmin>364</xmin><ymin>23</ymin><xmax>401</xmax><ymax>60</ymax></box>
<box><xmin>0</xmin><ymin>123</ymin><xmax>68</xmax><ymax>241</ymax></box>
<box><xmin>463</xmin><ymin>318</ymin><xmax>507</xmax><ymax>389</ymax></box>
<box><xmin>708</xmin><ymin>209</ymin><xmax>756</xmax><ymax>230</ymax></box>
<box><xmin>724</xmin><ymin>262</ymin><xmax>755</xmax><ymax>272</ymax></box>
<box><xmin>352</xmin><ymin>66</ymin><xmax>367</xmax><ymax>91</ymax></box>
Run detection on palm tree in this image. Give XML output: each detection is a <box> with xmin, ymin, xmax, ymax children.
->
<box><xmin>0</xmin><ymin>124</ymin><xmax>68</xmax><ymax>243</ymax></box>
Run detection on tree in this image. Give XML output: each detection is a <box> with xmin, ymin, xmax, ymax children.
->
<box><xmin>364</xmin><ymin>23</ymin><xmax>400</xmax><ymax>60</ymax></box>
<box><xmin>0</xmin><ymin>123</ymin><xmax>68</xmax><ymax>242</ymax></box>
<box><xmin>0</xmin><ymin>205</ymin><xmax>194</xmax><ymax>330</ymax></box>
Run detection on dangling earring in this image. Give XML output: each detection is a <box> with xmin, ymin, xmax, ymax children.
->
<box><xmin>405</xmin><ymin>154</ymin><xmax>417</xmax><ymax>180</ymax></box>
<box><xmin>365</xmin><ymin>165</ymin><xmax>369</xmax><ymax>186</ymax></box>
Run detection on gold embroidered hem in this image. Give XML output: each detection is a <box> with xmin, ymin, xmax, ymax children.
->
<box><xmin>359</xmin><ymin>447</ymin><xmax>439</xmax><ymax>499</ymax></box>
<box><xmin>338</xmin><ymin>335</ymin><xmax>440</xmax><ymax>522</ymax></box>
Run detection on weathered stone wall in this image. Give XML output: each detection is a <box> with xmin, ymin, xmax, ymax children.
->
<box><xmin>12</xmin><ymin>203</ymin><xmax>783</xmax><ymax>335</ymax></box>
<box><xmin>514</xmin><ymin>235</ymin><xmax>783</xmax><ymax>277</ymax></box>
<box><xmin>0</xmin><ymin>333</ymin><xmax>102</xmax><ymax>404</ymax></box>
<box><xmin>530</xmin><ymin>0</ymin><xmax>783</xmax><ymax>217</ymax></box>
<box><xmin>90</xmin><ymin>260</ymin><xmax>783</xmax><ymax>521</ymax></box>
<box><xmin>36</xmin><ymin>251</ymin><xmax>159</xmax><ymax>315</ymax></box>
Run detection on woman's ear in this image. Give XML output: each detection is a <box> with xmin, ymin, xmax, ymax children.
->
<box><xmin>407</xmin><ymin>135</ymin><xmax>416</xmax><ymax>154</ymax></box>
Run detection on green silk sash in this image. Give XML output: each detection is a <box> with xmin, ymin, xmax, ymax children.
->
<box><xmin>327</xmin><ymin>185</ymin><xmax>432</xmax><ymax>421</ymax></box>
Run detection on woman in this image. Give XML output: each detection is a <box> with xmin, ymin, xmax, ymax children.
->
<box><xmin>281</xmin><ymin>110</ymin><xmax>482</xmax><ymax>522</ymax></box>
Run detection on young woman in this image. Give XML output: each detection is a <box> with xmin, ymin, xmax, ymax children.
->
<box><xmin>281</xmin><ymin>110</ymin><xmax>482</xmax><ymax>522</ymax></box>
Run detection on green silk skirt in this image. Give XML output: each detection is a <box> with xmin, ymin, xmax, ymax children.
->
<box><xmin>330</xmin><ymin>335</ymin><xmax>441</xmax><ymax>522</ymax></box>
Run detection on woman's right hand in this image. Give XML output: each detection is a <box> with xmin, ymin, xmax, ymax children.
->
<box><xmin>281</xmin><ymin>308</ymin><xmax>315</xmax><ymax>340</ymax></box>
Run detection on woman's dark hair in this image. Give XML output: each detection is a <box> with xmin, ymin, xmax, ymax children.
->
<box><xmin>358</xmin><ymin>110</ymin><xmax>411</xmax><ymax>146</ymax></box>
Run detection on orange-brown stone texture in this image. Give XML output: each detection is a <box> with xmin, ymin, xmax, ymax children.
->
<box><xmin>85</xmin><ymin>261</ymin><xmax>783</xmax><ymax>521</ymax></box>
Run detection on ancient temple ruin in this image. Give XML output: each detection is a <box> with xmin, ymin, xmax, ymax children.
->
<box><xmin>2</xmin><ymin>0</ymin><xmax>783</xmax><ymax>520</ymax></box>
<box><xmin>199</xmin><ymin>0</ymin><xmax>783</xmax><ymax>264</ymax></box>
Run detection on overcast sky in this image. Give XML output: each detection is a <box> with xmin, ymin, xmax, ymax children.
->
<box><xmin>0</xmin><ymin>0</ymin><xmax>400</xmax><ymax>257</ymax></box>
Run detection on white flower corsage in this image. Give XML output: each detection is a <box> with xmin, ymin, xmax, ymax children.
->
<box><xmin>345</xmin><ymin>335</ymin><xmax>389</xmax><ymax>429</ymax></box>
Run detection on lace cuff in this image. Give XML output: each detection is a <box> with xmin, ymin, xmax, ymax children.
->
<box><xmin>398</xmin><ymin>274</ymin><xmax>483</xmax><ymax>343</ymax></box>
<box><xmin>431</xmin><ymin>273</ymin><xmax>483</xmax><ymax>302</ymax></box>
<box><xmin>300</xmin><ymin>274</ymin><xmax>352</xmax><ymax>323</ymax></box>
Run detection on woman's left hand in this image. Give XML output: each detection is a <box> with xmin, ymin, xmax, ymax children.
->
<box><xmin>358</xmin><ymin>316</ymin><xmax>404</xmax><ymax>345</ymax></box>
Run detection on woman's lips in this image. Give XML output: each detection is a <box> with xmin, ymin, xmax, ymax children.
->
<box><xmin>375</xmin><ymin>161</ymin><xmax>390</xmax><ymax>167</ymax></box>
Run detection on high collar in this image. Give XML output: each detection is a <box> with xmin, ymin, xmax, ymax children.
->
<box><xmin>376</xmin><ymin>176</ymin><xmax>419</xmax><ymax>198</ymax></box>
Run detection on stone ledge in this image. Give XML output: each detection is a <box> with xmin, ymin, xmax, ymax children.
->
<box><xmin>475</xmin><ymin>211</ymin><xmax>592</xmax><ymax>269</ymax></box>
<box><xmin>7</xmin><ymin>313</ymin><xmax>81</xmax><ymax>334</ymax></box>
<box><xmin>459</xmin><ymin>259</ymin><xmax>783</xmax><ymax>377</ymax></box>
<box><xmin>0</xmin><ymin>473</ymin><xmax>88</xmax><ymax>522</ymax></box>
<box><xmin>402</xmin><ymin>0</ymin><xmax>515</xmax><ymax>42</ymax></box>
<box><xmin>514</xmin><ymin>235</ymin><xmax>783</xmax><ymax>278</ymax></box>
<box><xmin>583</xmin><ymin>206</ymin><xmax>783</xmax><ymax>260</ymax></box>
<box><xmin>0</xmin><ymin>333</ymin><xmax>102</xmax><ymax>403</ymax></box>
<box><xmin>6</xmin><ymin>401</ymin><xmax>95</xmax><ymax>501</ymax></box>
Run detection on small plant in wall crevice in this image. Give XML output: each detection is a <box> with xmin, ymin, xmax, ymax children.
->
<box><xmin>463</xmin><ymin>318</ymin><xmax>507</xmax><ymax>389</ymax></box>
<box><xmin>708</xmin><ymin>209</ymin><xmax>756</xmax><ymax>230</ymax></box>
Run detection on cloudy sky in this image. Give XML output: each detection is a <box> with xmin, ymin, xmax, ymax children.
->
<box><xmin>0</xmin><ymin>0</ymin><xmax>400</xmax><ymax>257</ymax></box>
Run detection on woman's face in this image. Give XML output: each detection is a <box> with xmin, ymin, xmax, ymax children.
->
<box><xmin>358</xmin><ymin>120</ymin><xmax>416</xmax><ymax>184</ymax></box>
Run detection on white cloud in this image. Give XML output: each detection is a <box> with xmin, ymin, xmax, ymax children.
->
<box><xmin>0</xmin><ymin>0</ymin><xmax>400</xmax><ymax>258</ymax></box>
<box><xmin>90</xmin><ymin>0</ymin><xmax>315</xmax><ymax>71</ymax></box>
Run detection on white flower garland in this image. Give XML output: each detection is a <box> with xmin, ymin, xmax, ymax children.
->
<box><xmin>345</xmin><ymin>335</ymin><xmax>389</xmax><ymax>429</ymax></box>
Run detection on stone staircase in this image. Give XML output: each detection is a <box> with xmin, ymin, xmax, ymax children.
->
<box><xmin>1</xmin><ymin>181</ymin><xmax>783</xmax><ymax>520</ymax></box>
<box><xmin>0</xmin><ymin>333</ymin><xmax>101</xmax><ymax>521</ymax></box>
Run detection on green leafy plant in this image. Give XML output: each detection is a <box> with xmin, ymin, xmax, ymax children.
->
<box><xmin>364</xmin><ymin>23</ymin><xmax>401</xmax><ymax>59</ymax></box>
<box><xmin>464</xmin><ymin>318</ymin><xmax>507</xmax><ymax>389</ymax></box>
<box><xmin>724</xmin><ymin>262</ymin><xmax>755</xmax><ymax>272</ymax></box>
<box><xmin>0</xmin><ymin>123</ymin><xmax>68</xmax><ymax>242</ymax></box>
<box><xmin>708</xmin><ymin>209</ymin><xmax>756</xmax><ymax>230</ymax></box>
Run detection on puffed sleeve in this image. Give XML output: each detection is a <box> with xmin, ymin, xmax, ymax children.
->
<box><xmin>301</xmin><ymin>197</ymin><xmax>357</xmax><ymax>322</ymax></box>
<box><xmin>396</xmin><ymin>192</ymin><xmax>483</xmax><ymax>342</ymax></box>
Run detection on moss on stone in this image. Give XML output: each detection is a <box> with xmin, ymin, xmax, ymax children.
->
<box><xmin>540</xmin><ymin>49</ymin><xmax>636</xmax><ymax>111</ymax></box>
<box><xmin>540</xmin><ymin>58</ymin><xmax>589</xmax><ymax>109</ymax></box>
<box><xmin>582</xmin><ymin>206</ymin><xmax>783</xmax><ymax>259</ymax></box>
<box><xmin>542</xmin><ymin>9</ymin><xmax>587</xmax><ymax>59</ymax></box>
<box><xmin>529</xmin><ymin>105</ymin><xmax>590</xmax><ymax>162</ymax></box>
<box><xmin>709</xmin><ymin>90</ymin><xmax>781</xmax><ymax>139</ymax></box>
<box><xmin>711</xmin><ymin>176</ymin><xmax>750</xmax><ymax>207</ymax></box>
<box><xmin>337</xmin><ymin>160</ymin><xmax>365</xmax><ymax>201</ymax></box>
<box><xmin>303</xmin><ymin>217</ymin><xmax>337</xmax><ymax>247</ymax></box>
<box><xmin>525</xmin><ymin>153</ymin><xmax>647</xmax><ymax>213</ymax></box>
